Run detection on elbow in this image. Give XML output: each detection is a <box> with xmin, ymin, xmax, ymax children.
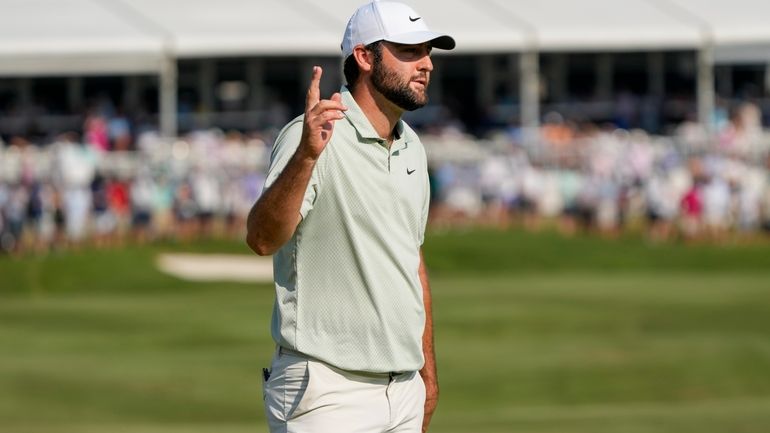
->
<box><xmin>253</xmin><ymin>247</ymin><xmax>275</xmax><ymax>257</ymax></box>
<box><xmin>246</xmin><ymin>231</ymin><xmax>277</xmax><ymax>256</ymax></box>
<box><xmin>245</xmin><ymin>208</ymin><xmax>296</xmax><ymax>256</ymax></box>
<box><xmin>248</xmin><ymin>240</ymin><xmax>275</xmax><ymax>257</ymax></box>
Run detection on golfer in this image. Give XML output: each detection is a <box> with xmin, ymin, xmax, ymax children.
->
<box><xmin>246</xmin><ymin>1</ymin><xmax>455</xmax><ymax>432</ymax></box>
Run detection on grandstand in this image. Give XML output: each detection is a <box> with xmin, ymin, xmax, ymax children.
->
<box><xmin>2</xmin><ymin>0</ymin><xmax>770</xmax><ymax>253</ymax></box>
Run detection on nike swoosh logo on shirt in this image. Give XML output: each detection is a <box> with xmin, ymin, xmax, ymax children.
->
<box><xmin>407</xmin><ymin>168</ymin><xmax>416</xmax><ymax>175</ymax></box>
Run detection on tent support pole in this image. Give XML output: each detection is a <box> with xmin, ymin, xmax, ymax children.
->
<box><xmin>697</xmin><ymin>44</ymin><xmax>715</xmax><ymax>144</ymax></box>
<box><xmin>160</xmin><ymin>53</ymin><xmax>178</xmax><ymax>139</ymax></box>
<box><xmin>520</xmin><ymin>50</ymin><xmax>540</xmax><ymax>149</ymax></box>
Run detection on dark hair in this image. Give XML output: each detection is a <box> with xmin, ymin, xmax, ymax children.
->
<box><xmin>343</xmin><ymin>41</ymin><xmax>382</xmax><ymax>90</ymax></box>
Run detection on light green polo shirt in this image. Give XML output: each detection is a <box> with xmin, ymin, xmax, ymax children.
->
<box><xmin>263</xmin><ymin>86</ymin><xmax>430</xmax><ymax>373</ymax></box>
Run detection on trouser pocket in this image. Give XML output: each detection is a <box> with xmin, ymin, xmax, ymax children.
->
<box><xmin>264</xmin><ymin>351</ymin><xmax>311</xmax><ymax>426</ymax></box>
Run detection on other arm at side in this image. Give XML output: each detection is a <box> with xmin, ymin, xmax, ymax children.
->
<box><xmin>419</xmin><ymin>249</ymin><xmax>439</xmax><ymax>432</ymax></box>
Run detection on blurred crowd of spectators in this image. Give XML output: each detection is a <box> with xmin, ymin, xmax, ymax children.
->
<box><xmin>427</xmin><ymin>102</ymin><xmax>770</xmax><ymax>242</ymax></box>
<box><xmin>0</xmin><ymin>129</ymin><xmax>269</xmax><ymax>255</ymax></box>
<box><xmin>2</xmin><ymin>101</ymin><xmax>770</xmax><ymax>255</ymax></box>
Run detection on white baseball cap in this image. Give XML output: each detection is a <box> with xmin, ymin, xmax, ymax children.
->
<box><xmin>341</xmin><ymin>0</ymin><xmax>456</xmax><ymax>58</ymax></box>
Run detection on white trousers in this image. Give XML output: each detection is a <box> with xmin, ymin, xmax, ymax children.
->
<box><xmin>263</xmin><ymin>348</ymin><xmax>425</xmax><ymax>433</ymax></box>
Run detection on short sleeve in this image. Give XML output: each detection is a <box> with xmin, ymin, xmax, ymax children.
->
<box><xmin>264</xmin><ymin>117</ymin><xmax>321</xmax><ymax>220</ymax></box>
<box><xmin>418</xmin><ymin>147</ymin><xmax>430</xmax><ymax>246</ymax></box>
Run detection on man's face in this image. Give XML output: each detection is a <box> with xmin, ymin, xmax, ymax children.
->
<box><xmin>370</xmin><ymin>42</ymin><xmax>433</xmax><ymax>112</ymax></box>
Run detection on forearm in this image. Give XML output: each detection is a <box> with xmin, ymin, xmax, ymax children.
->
<box><xmin>246</xmin><ymin>148</ymin><xmax>317</xmax><ymax>255</ymax></box>
<box><xmin>246</xmin><ymin>66</ymin><xmax>346</xmax><ymax>256</ymax></box>
<box><xmin>420</xmin><ymin>315</ymin><xmax>439</xmax><ymax>408</ymax></box>
<box><xmin>418</xmin><ymin>250</ymin><xmax>439</xmax><ymax>432</ymax></box>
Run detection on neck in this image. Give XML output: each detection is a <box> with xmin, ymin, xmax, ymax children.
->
<box><xmin>351</xmin><ymin>81</ymin><xmax>403</xmax><ymax>144</ymax></box>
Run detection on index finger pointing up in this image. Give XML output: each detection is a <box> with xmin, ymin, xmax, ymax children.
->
<box><xmin>306</xmin><ymin>66</ymin><xmax>322</xmax><ymax>110</ymax></box>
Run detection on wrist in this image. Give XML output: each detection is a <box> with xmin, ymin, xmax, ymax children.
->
<box><xmin>294</xmin><ymin>144</ymin><xmax>321</xmax><ymax>163</ymax></box>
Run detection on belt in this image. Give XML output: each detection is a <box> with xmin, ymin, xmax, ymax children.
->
<box><xmin>277</xmin><ymin>346</ymin><xmax>410</xmax><ymax>379</ymax></box>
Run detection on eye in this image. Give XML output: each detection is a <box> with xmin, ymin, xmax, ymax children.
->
<box><xmin>393</xmin><ymin>43</ymin><xmax>429</xmax><ymax>58</ymax></box>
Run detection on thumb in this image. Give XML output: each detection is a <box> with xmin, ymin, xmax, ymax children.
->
<box><xmin>331</xmin><ymin>92</ymin><xmax>342</xmax><ymax>103</ymax></box>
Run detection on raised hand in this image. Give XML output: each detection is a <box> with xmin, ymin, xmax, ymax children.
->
<box><xmin>300</xmin><ymin>66</ymin><xmax>347</xmax><ymax>159</ymax></box>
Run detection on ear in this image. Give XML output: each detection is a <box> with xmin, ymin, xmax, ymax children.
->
<box><xmin>353</xmin><ymin>45</ymin><xmax>374</xmax><ymax>73</ymax></box>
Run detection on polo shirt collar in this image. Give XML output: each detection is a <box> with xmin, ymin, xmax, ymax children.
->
<box><xmin>340</xmin><ymin>86</ymin><xmax>405</xmax><ymax>143</ymax></box>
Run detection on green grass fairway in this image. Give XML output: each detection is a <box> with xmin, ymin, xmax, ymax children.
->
<box><xmin>2</xmin><ymin>230</ymin><xmax>770</xmax><ymax>433</ymax></box>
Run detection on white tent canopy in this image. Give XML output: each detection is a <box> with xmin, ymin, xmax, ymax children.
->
<box><xmin>670</xmin><ymin>0</ymin><xmax>770</xmax><ymax>46</ymax></box>
<box><xmin>669</xmin><ymin>0</ymin><xmax>770</xmax><ymax>64</ymax></box>
<box><xmin>485</xmin><ymin>0</ymin><xmax>702</xmax><ymax>51</ymax></box>
<box><xmin>127</xmin><ymin>0</ymin><xmax>342</xmax><ymax>58</ymax></box>
<box><xmin>2</xmin><ymin>0</ymin><xmax>770</xmax><ymax>74</ymax></box>
<box><xmin>0</xmin><ymin>0</ymin><xmax>165</xmax><ymax>76</ymax></box>
<box><xmin>2</xmin><ymin>0</ymin><xmax>769</xmax><ymax>138</ymax></box>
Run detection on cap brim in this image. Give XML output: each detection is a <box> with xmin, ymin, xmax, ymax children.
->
<box><xmin>384</xmin><ymin>31</ymin><xmax>456</xmax><ymax>50</ymax></box>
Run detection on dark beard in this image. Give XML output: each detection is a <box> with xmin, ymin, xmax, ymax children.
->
<box><xmin>371</xmin><ymin>59</ymin><xmax>428</xmax><ymax>112</ymax></box>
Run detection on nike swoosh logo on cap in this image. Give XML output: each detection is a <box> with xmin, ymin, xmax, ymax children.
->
<box><xmin>407</xmin><ymin>168</ymin><xmax>416</xmax><ymax>175</ymax></box>
<box><xmin>409</xmin><ymin>16</ymin><xmax>421</xmax><ymax>22</ymax></box>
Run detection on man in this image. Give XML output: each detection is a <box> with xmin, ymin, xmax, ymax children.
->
<box><xmin>246</xmin><ymin>1</ymin><xmax>454</xmax><ymax>432</ymax></box>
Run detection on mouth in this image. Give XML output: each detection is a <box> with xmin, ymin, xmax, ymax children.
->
<box><xmin>411</xmin><ymin>77</ymin><xmax>429</xmax><ymax>88</ymax></box>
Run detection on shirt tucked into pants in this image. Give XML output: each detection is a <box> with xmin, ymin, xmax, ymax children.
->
<box><xmin>263</xmin><ymin>347</ymin><xmax>426</xmax><ymax>433</ymax></box>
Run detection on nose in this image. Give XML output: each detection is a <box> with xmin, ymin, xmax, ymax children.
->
<box><xmin>418</xmin><ymin>54</ymin><xmax>433</xmax><ymax>72</ymax></box>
